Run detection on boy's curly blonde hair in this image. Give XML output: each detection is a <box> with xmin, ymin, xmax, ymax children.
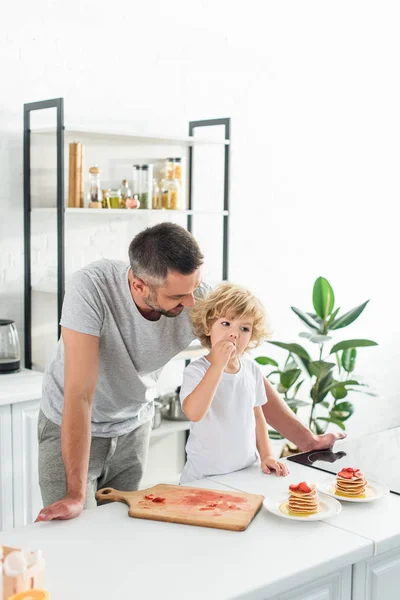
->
<box><xmin>190</xmin><ymin>282</ymin><xmax>271</xmax><ymax>350</ymax></box>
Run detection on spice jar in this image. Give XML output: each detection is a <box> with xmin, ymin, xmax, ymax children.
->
<box><xmin>152</xmin><ymin>178</ymin><xmax>161</xmax><ymax>209</ymax></box>
<box><xmin>101</xmin><ymin>189</ymin><xmax>111</xmax><ymax>209</ymax></box>
<box><xmin>139</xmin><ymin>164</ymin><xmax>153</xmax><ymax>209</ymax></box>
<box><xmin>88</xmin><ymin>165</ymin><xmax>103</xmax><ymax>208</ymax></box>
<box><xmin>174</xmin><ymin>158</ymin><xmax>182</xmax><ymax>183</ymax></box>
<box><xmin>119</xmin><ymin>179</ymin><xmax>131</xmax><ymax>208</ymax></box>
<box><xmin>109</xmin><ymin>189</ymin><xmax>121</xmax><ymax>209</ymax></box>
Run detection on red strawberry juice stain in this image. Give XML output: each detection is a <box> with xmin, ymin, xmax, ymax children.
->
<box><xmin>181</xmin><ymin>490</ymin><xmax>247</xmax><ymax>512</ymax></box>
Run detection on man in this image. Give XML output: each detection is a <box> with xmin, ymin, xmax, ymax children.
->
<box><xmin>36</xmin><ymin>222</ymin><xmax>344</xmax><ymax>522</ymax></box>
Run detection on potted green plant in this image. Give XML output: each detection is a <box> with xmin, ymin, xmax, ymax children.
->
<box><xmin>256</xmin><ymin>277</ymin><xmax>378</xmax><ymax>452</ymax></box>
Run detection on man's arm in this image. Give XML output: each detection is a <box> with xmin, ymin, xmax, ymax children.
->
<box><xmin>262</xmin><ymin>377</ymin><xmax>346</xmax><ymax>451</ymax></box>
<box><xmin>36</xmin><ymin>327</ymin><xmax>99</xmax><ymax>521</ymax></box>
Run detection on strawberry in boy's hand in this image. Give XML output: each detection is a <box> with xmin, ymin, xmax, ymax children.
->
<box><xmin>261</xmin><ymin>455</ymin><xmax>290</xmax><ymax>477</ymax></box>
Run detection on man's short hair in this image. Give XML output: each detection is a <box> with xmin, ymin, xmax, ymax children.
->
<box><xmin>128</xmin><ymin>222</ymin><xmax>204</xmax><ymax>286</ymax></box>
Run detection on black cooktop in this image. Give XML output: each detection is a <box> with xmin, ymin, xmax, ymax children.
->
<box><xmin>287</xmin><ymin>427</ymin><xmax>400</xmax><ymax>496</ymax></box>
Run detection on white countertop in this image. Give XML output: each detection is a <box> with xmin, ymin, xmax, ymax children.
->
<box><xmin>209</xmin><ymin>456</ymin><xmax>400</xmax><ymax>556</ymax></box>
<box><xmin>0</xmin><ymin>368</ymin><xmax>44</xmax><ymax>407</ymax></box>
<box><xmin>0</xmin><ymin>479</ymin><xmax>372</xmax><ymax>599</ymax></box>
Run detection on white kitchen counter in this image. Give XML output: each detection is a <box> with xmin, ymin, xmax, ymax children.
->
<box><xmin>0</xmin><ymin>479</ymin><xmax>372</xmax><ymax>599</ymax></box>
<box><xmin>208</xmin><ymin>459</ymin><xmax>400</xmax><ymax>556</ymax></box>
<box><xmin>0</xmin><ymin>369</ymin><xmax>44</xmax><ymax>406</ymax></box>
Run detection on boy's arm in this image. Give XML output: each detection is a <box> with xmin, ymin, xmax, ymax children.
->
<box><xmin>255</xmin><ymin>406</ymin><xmax>290</xmax><ymax>476</ymax></box>
<box><xmin>255</xmin><ymin>405</ymin><xmax>273</xmax><ymax>458</ymax></box>
<box><xmin>182</xmin><ymin>340</ymin><xmax>235</xmax><ymax>422</ymax></box>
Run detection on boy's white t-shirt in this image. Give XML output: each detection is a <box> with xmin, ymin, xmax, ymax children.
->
<box><xmin>179</xmin><ymin>355</ymin><xmax>267</xmax><ymax>484</ymax></box>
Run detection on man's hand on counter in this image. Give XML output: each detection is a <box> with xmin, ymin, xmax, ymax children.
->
<box><xmin>35</xmin><ymin>493</ymin><xmax>85</xmax><ymax>522</ymax></box>
<box><xmin>302</xmin><ymin>431</ymin><xmax>347</xmax><ymax>452</ymax></box>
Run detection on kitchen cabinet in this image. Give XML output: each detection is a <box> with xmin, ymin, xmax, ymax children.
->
<box><xmin>353</xmin><ymin>547</ymin><xmax>400</xmax><ymax>600</ymax></box>
<box><xmin>272</xmin><ymin>566</ymin><xmax>352</xmax><ymax>600</ymax></box>
<box><xmin>0</xmin><ymin>405</ymin><xmax>13</xmax><ymax>531</ymax></box>
<box><xmin>12</xmin><ymin>399</ymin><xmax>42</xmax><ymax>528</ymax></box>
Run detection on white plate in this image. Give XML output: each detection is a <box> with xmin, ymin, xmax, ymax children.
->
<box><xmin>263</xmin><ymin>493</ymin><xmax>342</xmax><ymax>521</ymax></box>
<box><xmin>316</xmin><ymin>477</ymin><xmax>390</xmax><ymax>503</ymax></box>
<box><xmin>317</xmin><ymin>477</ymin><xmax>390</xmax><ymax>502</ymax></box>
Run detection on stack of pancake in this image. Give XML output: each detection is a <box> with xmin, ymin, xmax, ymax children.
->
<box><xmin>288</xmin><ymin>481</ymin><xmax>319</xmax><ymax>515</ymax></box>
<box><xmin>335</xmin><ymin>467</ymin><xmax>367</xmax><ymax>497</ymax></box>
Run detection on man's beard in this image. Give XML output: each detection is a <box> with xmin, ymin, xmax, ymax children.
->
<box><xmin>144</xmin><ymin>290</ymin><xmax>184</xmax><ymax>318</ymax></box>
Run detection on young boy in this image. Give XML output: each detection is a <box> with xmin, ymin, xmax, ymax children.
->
<box><xmin>179</xmin><ymin>282</ymin><xmax>289</xmax><ymax>484</ymax></box>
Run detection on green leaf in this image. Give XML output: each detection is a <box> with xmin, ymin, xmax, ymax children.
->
<box><xmin>331</xmin><ymin>401</ymin><xmax>354</xmax><ymax>421</ymax></box>
<box><xmin>331</xmin><ymin>385</ymin><xmax>348</xmax><ymax>400</ymax></box>
<box><xmin>328</xmin><ymin>379</ymin><xmax>360</xmax><ymax>391</ymax></box>
<box><xmin>311</xmin><ymin>371</ymin><xmax>333</xmax><ymax>404</ymax></box>
<box><xmin>280</xmin><ymin>369</ymin><xmax>301</xmax><ymax>390</ymax></box>
<box><xmin>266</xmin><ymin>370</ymin><xmax>281</xmax><ymax>380</ymax></box>
<box><xmin>307</xmin><ymin>312</ymin><xmax>323</xmax><ymax>325</ymax></box>
<box><xmin>277</xmin><ymin>383</ymin><xmax>287</xmax><ymax>393</ymax></box>
<box><xmin>309</xmin><ymin>334</ymin><xmax>333</xmax><ymax>344</ymax></box>
<box><xmin>317</xmin><ymin>416</ymin><xmax>346</xmax><ymax>431</ymax></box>
<box><xmin>326</xmin><ymin>307</ymin><xmax>341</xmax><ymax>329</ymax></box>
<box><xmin>286</xmin><ymin>398</ymin><xmax>311</xmax><ymax>408</ymax></box>
<box><xmin>268</xmin><ymin>430</ymin><xmax>284</xmax><ymax>440</ymax></box>
<box><xmin>330</xmin><ymin>339</ymin><xmax>378</xmax><ymax>354</ymax></box>
<box><xmin>330</xmin><ymin>300</ymin><xmax>370</xmax><ymax>331</ymax></box>
<box><xmin>255</xmin><ymin>356</ymin><xmax>279</xmax><ymax>367</ymax></box>
<box><xmin>308</xmin><ymin>360</ymin><xmax>336</xmax><ymax>378</ymax></box>
<box><xmin>342</xmin><ymin>348</ymin><xmax>357</xmax><ymax>373</ymax></box>
<box><xmin>284</xmin><ymin>359</ymin><xmax>298</xmax><ymax>372</ymax></box>
<box><xmin>268</xmin><ymin>341</ymin><xmax>311</xmax><ymax>361</ymax></box>
<box><xmin>293</xmin><ymin>379</ymin><xmax>305</xmax><ymax>396</ymax></box>
<box><xmin>313</xmin><ymin>277</ymin><xmax>335</xmax><ymax>320</ymax></box>
<box><xmin>347</xmin><ymin>388</ymin><xmax>378</xmax><ymax>397</ymax></box>
<box><xmin>321</xmin><ymin>400</ymin><xmax>331</xmax><ymax>409</ymax></box>
<box><xmin>299</xmin><ymin>332</ymin><xmax>313</xmax><ymax>339</ymax></box>
<box><xmin>291</xmin><ymin>306</ymin><xmax>320</xmax><ymax>331</ymax></box>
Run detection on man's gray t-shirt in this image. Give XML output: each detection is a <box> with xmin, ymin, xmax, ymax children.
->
<box><xmin>41</xmin><ymin>259</ymin><xmax>208</xmax><ymax>438</ymax></box>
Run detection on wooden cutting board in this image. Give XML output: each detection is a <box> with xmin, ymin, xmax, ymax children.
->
<box><xmin>96</xmin><ymin>484</ymin><xmax>264</xmax><ymax>531</ymax></box>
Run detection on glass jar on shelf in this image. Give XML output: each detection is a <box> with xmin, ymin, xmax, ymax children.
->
<box><xmin>119</xmin><ymin>179</ymin><xmax>131</xmax><ymax>208</ymax></box>
<box><xmin>168</xmin><ymin>178</ymin><xmax>181</xmax><ymax>210</ymax></box>
<box><xmin>173</xmin><ymin>158</ymin><xmax>182</xmax><ymax>184</ymax></box>
<box><xmin>139</xmin><ymin>164</ymin><xmax>153</xmax><ymax>209</ymax></box>
<box><xmin>164</xmin><ymin>158</ymin><xmax>174</xmax><ymax>181</ymax></box>
<box><xmin>101</xmin><ymin>189</ymin><xmax>111</xmax><ymax>209</ymax></box>
<box><xmin>109</xmin><ymin>189</ymin><xmax>121</xmax><ymax>209</ymax></box>
<box><xmin>132</xmin><ymin>165</ymin><xmax>141</xmax><ymax>197</ymax></box>
<box><xmin>162</xmin><ymin>178</ymin><xmax>181</xmax><ymax>210</ymax></box>
<box><xmin>88</xmin><ymin>165</ymin><xmax>103</xmax><ymax>208</ymax></box>
<box><xmin>152</xmin><ymin>178</ymin><xmax>161</xmax><ymax>209</ymax></box>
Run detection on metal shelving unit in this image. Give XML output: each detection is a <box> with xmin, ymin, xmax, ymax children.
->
<box><xmin>23</xmin><ymin>98</ymin><xmax>231</xmax><ymax>368</ymax></box>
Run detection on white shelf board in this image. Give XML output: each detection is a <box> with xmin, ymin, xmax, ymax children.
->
<box><xmin>150</xmin><ymin>418</ymin><xmax>190</xmax><ymax>439</ymax></box>
<box><xmin>31</xmin><ymin>127</ymin><xmax>230</xmax><ymax>146</ymax></box>
<box><xmin>31</xmin><ymin>208</ymin><xmax>229</xmax><ymax>216</ymax></box>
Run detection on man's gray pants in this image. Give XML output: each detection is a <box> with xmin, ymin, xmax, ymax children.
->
<box><xmin>38</xmin><ymin>410</ymin><xmax>151</xmax><ymax>509</ymax></box>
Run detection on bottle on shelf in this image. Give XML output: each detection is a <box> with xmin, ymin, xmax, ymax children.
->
<box><xmin>139</xmin><ymin>164</ymin><xmax>153</xmax><ymax>210</ymax></box>
<box><xmin>88</xmin><ymin>165</ymin><xmax>103</xmax><ymax>208</ymax></box>
<box><xmin>128</xmin><ymin>165</ymin><xmax>141</xmax><ymax>209</ymax></box>
<box><xmin>173</xmin><ymin>157</ymin><xmax>182</xmax><ymax>184</ymax></box>
<box><xmin>168</xmin><ymin>178</ymin><xmax>181</xmax><ymax>210</ymax></box>
<box><xmin>109</xmin><ymin>189</ymin><xmax>121</xmax><ymax>209</ymax></box>
<box><xmin>152</xmin><ymin>178</ymin><xmax>161</xmax><ymax>209</ymax></box>
<box><xmin>119</xmin><ymin>179</ymin><xmax>131</xmax><ymax>208</ymax></box>
<box><xmin>164</xmin><ymin>158</ymin><xmax>175</xmax><ymax>181</ymax></box>
<box><xmin>102</xmin><ymin>189</ymin><xmax>111</xmax><ymax>209</ymax></box>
